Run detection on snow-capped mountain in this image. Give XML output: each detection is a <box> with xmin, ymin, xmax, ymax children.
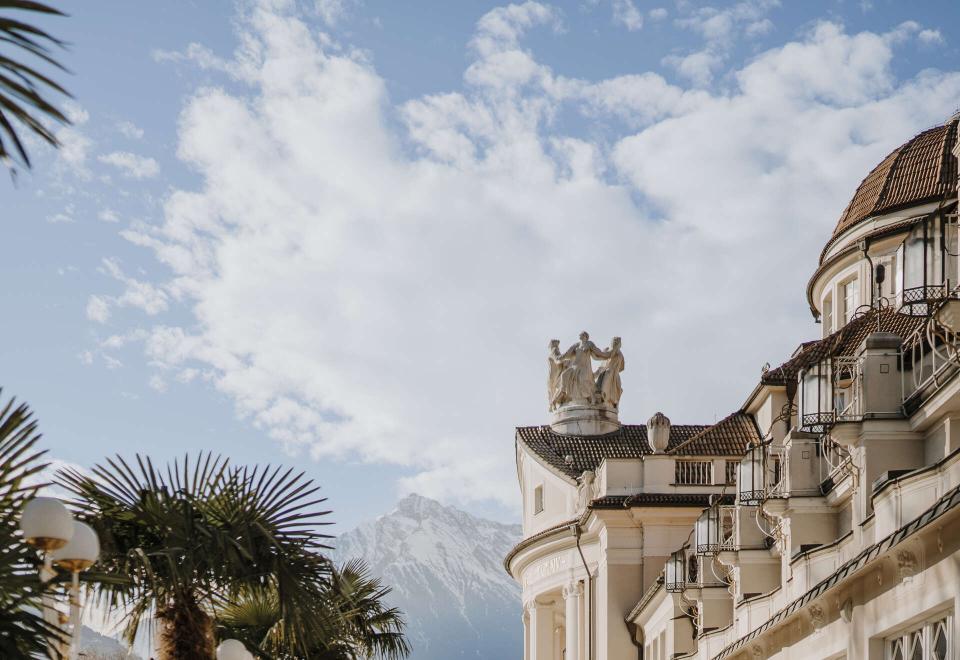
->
<box><xmin>77</xmin><ymin>625</ymin><xmax>141</xmax><ymax>659</ymax></box>
<box><xmin>330</xmin><ymin>493</ymin><xmax>522</xmax><ymax>660</ymax></box>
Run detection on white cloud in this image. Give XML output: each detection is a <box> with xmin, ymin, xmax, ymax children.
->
<box><xmin>649</xmin><ymin>7</ymin><xmax>668</xmax><ymax>21</ymax></box>
<box><xmin>662</xmin><ymin>49</ymin><xmax>725</xmax><ymax>86</ymax></box>
<box><xmin>148</xmin><ymin>374</ymin><xmax>167</xmax><ymax>392</ymax></box>
<box><xmin>117</xmin><ymin>121</ymin><xmax>144</xmax><ymax>139</ymax></box>
<box><xmin>98</xmin><ymin>208</ymin><xmax>120</xmax><ymax>223</ymax></box>
<box><xmin>98</xmin><ymin>151</ymin><xmax>160</xmax><ymax>179</ymax></box>
<box><xmin>86</xmin><ymin>295</ymin><xmax>111</xmax><ymax>323</ymax></box>
<box><xmin>665</xmin><ymin>0</ymin><xmax>780</xmax><ymax>85</ymax></box>
<box><xmin>314</xmin><ymin>0</ymin><xmax>352</xmax><ymax>25</ymax></box>
<box><xmin>106</xmin><ymin>1</ymin><xmax>960</xmax><ymax>508</ymax></box>
<box><xmin>104</xmin><ymin>355</ymin><xmax>123</xmax><ymax>370</ymax></box>
<box><xmin>918</xmin><ymin>29</ymin><xmax>944</xmax><ymax>45</ymax></box>
<box><xmin>99</xmin><ymin>258</ymin><xmax>168</xmax><ymax>315</ymax></box>
<box><xmin>470</xmin><ymin>2</ymin><xmax>559</xmax><ymax>58</ymax></box>
<box><xmin>612</xmin><ymin>0</ymin><xmax>643</xmax><ymax>31</ymax></box>
<box><xmin>47</xmin><ymin>211</ymin><xmax>74</xmax><ymax>224</ymax></box>
<box><xmin>78</xmin><ymin>350</ymin><xmax>94</xmax><ymax>366</ymax></box>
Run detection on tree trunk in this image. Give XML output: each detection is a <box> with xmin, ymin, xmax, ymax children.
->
<box><xmin>156</xmin><ymin>593</ymin><xmax>215</xmax><ymax>660</ymax></box>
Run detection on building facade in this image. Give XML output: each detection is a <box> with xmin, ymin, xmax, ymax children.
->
<box><xmin>506</xmin><ymin>115</ymin><xmax>960</xmax><ymax>660</ymax></box>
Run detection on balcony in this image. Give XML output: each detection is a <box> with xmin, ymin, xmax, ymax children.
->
<box><xmin>903</xmin><ymin>318</ymin><xmax>960</xmax><ymax>408</ymax></box>
<box><xmin>899</xmin><ymin>283</ymin><xmax>947</xmax><ymax>316</ymax></box>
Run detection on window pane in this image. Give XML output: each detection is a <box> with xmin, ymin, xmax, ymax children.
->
<box><xmin>909</xmin><ymin>630</ymin><xmax>922</xmax><ymax>660</ymax></box>
<box><xmin>933</xmin><ymin>621</ymin><xmax>947</xmax><ymax>660</ymax></box>
<box><xmin>891</xmin><ymin>638</ymin><xmax>904</xmax><ymax>660</ymax></box>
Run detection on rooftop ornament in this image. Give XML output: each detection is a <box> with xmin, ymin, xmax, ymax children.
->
<box><xmin>547</xmin><ymin>332</ymin><xmax>624</xmax><ymax>435</ymax></box>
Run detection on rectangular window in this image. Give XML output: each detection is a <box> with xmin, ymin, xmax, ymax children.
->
<box><xmin>823</xmin><ymin>293</ymin><xmax>833</xmax><ymax>335</ymax></box>
<box><xmin>725</xmin><ymin>461</ymin><xmax>738</xmax><ymax>484</ymax></box>
<box><xmin>675</xmin><ymin>460</ymin><xmax>713</xmax><ymax>485</ymax></box>
<box><xmin>533</xmin><ymin>485</ymin><xmax>544</xmax><ymax>515</ymax></box>
<box><xmin>886</xmin><ymin>613</ymin><xmax>951</xmax><ymax>660</ymax></box>
<box><xmin>843</xmin><ymin>278</ymin><xmax>859</xmax><ymax>324</ymax></box>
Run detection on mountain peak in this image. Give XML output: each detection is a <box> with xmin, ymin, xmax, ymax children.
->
<box><xmin>331</xmin><ymin>496</ymin><xmax>522</xmax><ymax>660</ymax></box>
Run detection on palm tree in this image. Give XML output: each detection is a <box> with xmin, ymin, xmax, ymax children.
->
<box><xmin>57</xmin><ymin>454</ymin><xmax>337</xmax><ymax>660</ymax></box>
<box><xmin>216</xmin><ymin>559</ymin><xmax>410</xmax><ymax>660</ymax></box>
<box><xmin>0</xmin><ymin>1</ymin><xmax>71</xmax><ymax>175</ymax></box>
<box><xmin>0</xmin><ymin>392</ymin><xmax>66</xmax><ymax>658</ymax></box>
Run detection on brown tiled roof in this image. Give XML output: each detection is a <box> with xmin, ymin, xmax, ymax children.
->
<box><xmin>668</xmin><ymin>411</ymin><xmax>761</xmax><ymax>456</ymax></box>
<box><xmin>517</xmin><ymin>424</ymin><xmax>705</xmax><ymax>479</ymax></box>
<box><xmin>761</xmin><ymin>308</ymin><xmax>925</xmax><ymax>386</ymax></box>
<box><xmin>824</xmin><ymin>118</ymin><xmax>957</xmax><ymax>260</ymax></box>
<box><xmin>517</xmin><ymin>415</ymin><xmax>759</xmax><ymax>480</ymax></box>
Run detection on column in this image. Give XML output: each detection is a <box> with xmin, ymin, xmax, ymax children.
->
<box><xmin>529</xmin><ymin>600</ymin><xmax>555</xmax><ymax>660</ymax></box>
<box><xmin>523</xmin><ymin>605</ymin><xmax>531</xmax><ymax>660</ymax></box>
<box><xmin>563</xmin><ymin>582</ymin><xmax>582</xmax><ymax>660</ymax></box>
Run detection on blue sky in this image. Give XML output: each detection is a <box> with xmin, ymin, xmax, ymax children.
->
<box><xmin>3</xmin><ymin>0</ymin><xmax>960</xmax><ymax>532</ymax></box>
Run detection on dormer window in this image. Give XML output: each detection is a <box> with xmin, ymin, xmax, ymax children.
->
<box><xmin>533</xmin><ymin>485</ymin><xmax>544</xmax><ymax>515</ymax></box>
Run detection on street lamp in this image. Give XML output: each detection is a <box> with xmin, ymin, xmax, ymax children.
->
<box><xmin>217</xmin><ymin>638</ymin><xmax>255</xmax><ymax>660</ymax></box>
<box><xmin>19</xmin><ymin>497</ymin><xmax>100</xmax><ymax>659</ymax></box>
<box><xmin>20</xmin><ymin>497</ymin><xmax>73</xmax><ymax>551</ymax></box>
<box><xmin>53</xmin><ymin>521</ymin><xmax>100</xmax><ymax>659</ymax></box>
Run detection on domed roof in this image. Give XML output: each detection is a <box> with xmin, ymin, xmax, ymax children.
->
<box><xmin>827</xmin><ymin>116</ymin><xmax>958</xmax><ymax>254</ymax></box>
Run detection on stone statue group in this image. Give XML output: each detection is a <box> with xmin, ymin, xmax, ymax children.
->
<box><xmin>548</xmin><ymin>332</ymin><xmax>624</xmax><ymax>411</ymax></box>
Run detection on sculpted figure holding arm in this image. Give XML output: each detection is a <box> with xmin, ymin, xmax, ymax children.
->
<box><xmin>547</xmin><ymin>339</ymin><xmax>566</xmax><ymax>410</ymax></box>
<box><xmin>595</xmin><ymin>336</ymin><xmax>625</xmax><ymax>408</ymax></box>
<box><xmin>560</xmin><ymin>331</ymin><xmax>608</xmax><ymax>404</ymax></box>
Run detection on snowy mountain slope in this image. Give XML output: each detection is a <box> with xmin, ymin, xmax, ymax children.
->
<box><xmin>330</xmin><ymin>494</ymin><xmax>522</xmax><ymax>660</ymax></box>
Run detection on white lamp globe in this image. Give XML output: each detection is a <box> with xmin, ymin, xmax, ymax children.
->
<box><xmin>19</xmin><ymin>497</ymin><xmax>74</xmax><ymax>551</ymax></box>
<box><xmin>217</xmin><ymin>639</ymin><xmax>253</xmax><ymax>660</ymax></box>
<box><xmin>52</xmin><ymin>521</ymin><xmax>100</xmax><ymax>572</ymax></box>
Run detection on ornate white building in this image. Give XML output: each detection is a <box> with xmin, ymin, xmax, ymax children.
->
<box><xmin>506</xmin><ymin>114</ymin><xmax>960</xmax><ymax>660</ymax></box>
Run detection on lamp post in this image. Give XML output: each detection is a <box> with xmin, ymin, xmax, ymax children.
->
<box><xmin>19</xmin><ymin>497</ymin><xmax>100</xmax><ymax>659</ymax></box>
<box><xmin>217</xmin><ymin>638</ymin><xmax>256</xmax><ymax>660</ymax></box>
<box><xmin>52</xmin><ymin>521</ymin><xmax>100</xmax><ymax>658</ymax></box>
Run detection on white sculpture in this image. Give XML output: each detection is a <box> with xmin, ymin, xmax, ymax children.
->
<box><xmin>595</xmin><ymin>336</ymin><xmax>624</xmax><ymax>409</ymax></box>
<box><xmin>576</xmin><ymin>470</ymin><xmax>596</xmax><ymax>513</ymax></box>
<box><xmin>548</xmin><ymin>332</ymin><xmax>625</xmax><ymax>411</ymax></box>
<box><xmin>547</xmin><ymin>339</ymin><xmax>565</xmax><ymax>409</ymax></box>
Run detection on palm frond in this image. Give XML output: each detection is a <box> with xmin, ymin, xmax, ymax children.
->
<box><xmin>0</xmin><ymin>0</ymin><xmax>70</xmax><ymax>173</ymax></box>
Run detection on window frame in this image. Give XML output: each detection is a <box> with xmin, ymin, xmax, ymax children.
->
<box><xmin>885</xmin><ymin>612</ymin><xmax>951</xmax><ymax>660</ymax></box>
<box><xmin>533</xmin><ymin>484</ymin><xmax>544</xmax><ymax>515</ymax></box>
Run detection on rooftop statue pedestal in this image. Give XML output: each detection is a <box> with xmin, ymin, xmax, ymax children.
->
<box><xmin>550</xmin><ymin>404</ymin><xmax>620</xmax><ymax>435</ymax></box>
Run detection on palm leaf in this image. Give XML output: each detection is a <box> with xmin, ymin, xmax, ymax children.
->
<box><xmin>0</xmin><ymin>0</ymin><xmax>69</xmax><ymax>173</ymax></box>
<box><xmin>56</xmin><ymin>453</ymin><xmax>341</xmax><ymax>658</ymax></box>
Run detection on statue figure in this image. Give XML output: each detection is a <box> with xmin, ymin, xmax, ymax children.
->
<box><xmin>576</xmin><ymin>470</ymin><xmax>596</xmax><ymax>512</ymax></box>
<box><xmin>558</xmin><ymin>331</ymin><xmax>608</xmax><ymax>405</ymax></box>
<box><xmin>595</xmin><ymin>336</ymin><xmax>625</xmax><ymax>408</ymax></box>
<box><xmin>547</xmin><ymin>339</ymin><xmax>565</xmax><ymax>410</ymax></box>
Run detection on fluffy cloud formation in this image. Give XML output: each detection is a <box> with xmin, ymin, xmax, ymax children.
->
<box><xmin>108</xmin><ymin>0</ymin><xmax>960</xmax><ymax>506</ymax></box>
<box><xmin>98</xmin><ymin>151</ymin><xmax>160</xmax><ymax>179</ymax></box>
<box><xmin>612</xmin><ymin>0</ymin><xmax>643</xmax><ymax>31</ymax></box>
